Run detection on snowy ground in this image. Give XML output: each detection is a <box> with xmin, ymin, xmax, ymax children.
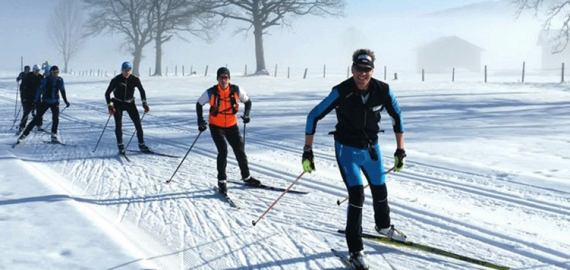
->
<box><xmin>0</xmin><ymin>70</ymin><xmax>569</xmax><ymax>270</ymax></box>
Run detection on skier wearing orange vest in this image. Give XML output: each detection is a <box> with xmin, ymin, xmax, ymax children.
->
<box><xmin>196</xmin><ymin>67</ymin><xmax>261</xmax><ymax>195</ymax></box>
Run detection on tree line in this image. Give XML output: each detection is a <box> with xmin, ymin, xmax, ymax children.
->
<box><xmin>48</xmin><ymin>0</ymin><xmax>344</xmax><ymax>76</ymax></box>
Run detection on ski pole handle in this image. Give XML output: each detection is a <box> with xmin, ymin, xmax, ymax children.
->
<box><xmin>336</xmin><ymin>167</ymin><xmax>394</xmax><ymax>206</ymax></box>
<box><xmin>252</xmin><ymin>171</ymin><xmax>305</xmax><ymax>226</ymax></box>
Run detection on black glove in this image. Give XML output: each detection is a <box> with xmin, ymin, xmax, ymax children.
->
<box><xmin>65</xmin><ymin>101</ymin><xmax>70</xmax><ymax>108</ymax></box>
<box><xmin>394</xmin><ymin>148</ymin><xmax>406</xmax><ymax>172</ymax></box>
<box><xmin>142</xmin><ymin>100</ymin><xmax>149</xmax><ymax>113</ymax></box>
<box><xmin>302</xmin><ymin>146</ymin><xmax>315</xmax><ymax>173</ymax></box>
<box><xmin>242</xmin><ymin>115</ymin><xmax>250</xmax><ymax>124</ymax></box>
<box><xmin>198</xmin><ymin>119</ymin><xmax>208</xmax><ymax>132</ymax></box>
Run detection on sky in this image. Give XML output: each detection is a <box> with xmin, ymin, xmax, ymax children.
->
<box><xmin>0</xmin><ymin>0</ymin><xmax>549</xmax><ymax>75</ymax></box>
<box><xmin>1</xmin><ymin>68</ymin><xmax>569</xmax><ymax>269</ymax></box>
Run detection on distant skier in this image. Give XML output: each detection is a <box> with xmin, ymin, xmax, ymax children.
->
<box><xmin>195</xmin><ymin>67</ymin><xmax>261</xmax><ymax>195</ymax></box>
<box><xmin>17</xmin><ymin>65</ymin><xmax>71</xmax><ymax>144</ymax></box>
<box><xmin>19</xmin><ymin>65</ymin><xmax>45</xmax><ymax>133</ymax></box>
<box><xmin>302</xmin><ymin>49</ymin><xmax>407</xmax><ymax>270</ymax></box>
<box><xmin>41</xmin><ymin>61</ymin><xmax>50</xmax><ymax>77</ymax></box>
<box><xmin>16</xmin><ymin>65</ymin><xmax>31</xmax><ymax>85</ymax></box>
<box><xmin>104</xmin><ymin>61</ymin><xmax>151</xmax><ymax>154</ymax></box>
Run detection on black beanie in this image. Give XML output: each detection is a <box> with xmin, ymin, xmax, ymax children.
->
<box><xmin>50</xmin><ymin>65</ymin><xmax>59</xmax><ymax>72</ymax></box>
<box><xmin>217</xmin><ymin>67</ymin><xmax>230</xmax><ymax>79</ymax></box>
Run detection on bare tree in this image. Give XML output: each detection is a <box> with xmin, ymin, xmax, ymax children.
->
<box><xmin>514</xmin><ymin>0</ymin><xmax>570</xmax><ymax>52</ymax></box>
<box><xmin>84</xmin><ymin>0</ymin><xmax>155</xmax><ymax>76</ymax></box>
<box><xmin>150</xmin><ymin>0</ymin><xmax>215</xmax><ymax>76</ymax></box>
<box><xmin>48</xmin><ymin>0</ymin><xmax>86</xmax><ymax>73</ymax></box>
<box><xmin>209</xmin><ymin>0</ymin><xmax>344</xmax><ymax>74</ymax></box>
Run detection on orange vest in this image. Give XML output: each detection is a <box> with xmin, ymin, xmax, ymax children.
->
<box><xmin>208</xmin><ymin>84</ymin><xmax>239</xmax><ymax>128</ymax></box>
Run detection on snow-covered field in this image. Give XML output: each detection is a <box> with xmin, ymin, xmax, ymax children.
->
<box><xmin>1</xmin><ymin>70</ymin><xmax>569</xmax><ymax>270</ymax></box>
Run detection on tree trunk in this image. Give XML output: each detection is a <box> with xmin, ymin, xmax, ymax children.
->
<box><xmin>153</xmin><ymin>35</ymin><xmax>163</xmax><ymax>76</ymax></box>
<box><xmin>63</xmin><ymin>54</ymin><xmax>69</xmax><ymax>74</ymax></box>
<box><xmin>133</xmin><ymin>45</ymin><xmax>143</xmax><ymax>76</ymax></box>
<box><xmin>253</xmin><ymin>25</ymin><xmax>267</xmax><ymax>73</ymax></box>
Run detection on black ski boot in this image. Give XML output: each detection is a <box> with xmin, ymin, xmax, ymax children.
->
<box><xmin>218</xmin><ymin>180</ymin><xmax>228</xmax><ymax>195</ymax></box>
<box><xmin>243</xmin><ymin>176</ymin><xmax>261</xmax><ymax>187</ymax></box>
<box><xmin>118</xmin><ymin>143</ymin><xmax>126</xmax><ymax>154</ymax></box>
<box><xmin>139</xmin><ymin>143</ymin><xmax>152</xmax><ymax>153</ymax></box>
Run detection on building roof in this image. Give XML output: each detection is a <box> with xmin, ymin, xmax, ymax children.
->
<box><xmin>418</xmin><ymin>35</ymin><xmax>484</xmax><ymax>52</ymax></box>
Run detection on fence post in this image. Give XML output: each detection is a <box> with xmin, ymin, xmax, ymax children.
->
<box><xmin>274</xmin><ymin>64</ymin><xmax>278</xmax><ymax>77</ymax></box>
<box><xmin>323</xmin><ymin>64</ymin><xmax>326</xmax><ymax>78</ymax></box>
<box><xmin>245</xmin><ymin>64</ymin><xmax>247</xmax><ymax>76</ymax></box>
<box><xmin>484</xmin><ymin>65</ymin><xmax>487</xmax><ymax>83</ymax></box>
<box><xmin>182</xmin><ymin>65</ymin><xmax>185</xmax><ymax>76</ymax></box>
<box><xmin>452</xmin><ymin>67</ymin><xmax>455</xmax><ymax>82</ymax></box>
<box><xmin>21</xmin><ymin>56</ymin><xmax>23</xmax><ymax>71</ymax></box>
<box><xmin>347</xmin><ymin>66</ymin><xmax>349</xmax><ymax>79</ymax></box>
<box><xmin>303</xmin><ymin>68</ymin><xmax>308</xmax><ymax>79</ymax></box>
<box><xmin>204</xmin><ymin>65</ymin><xmax>208</xmax><ymax>76</ymax></box>
<box><xmin>561</xmin><ymin>63</ymin><xmax>565</xmax><ymax>83</ymax></box>
<box><xmin>288</xmin><ymin>67</ymin><xmax>290</xmax><ymax>79</ymax></box>
<box><xmin>384</xmin><ymin>66</ymin><xmax>387</xmax><ymax>80</ymax></box>
<box><xmin>166</xmin><ymin>66</ymin><xmax>168</xmax><ymax>76</ymax></box>
<box><xmin>422</xmin><ymin>69</ymin><xmax>425</xmax><ymax>82</ymax></box>
<box><xmin>394</xmin><ymin>73</ymin><xmax>398</xmax><ymax>80</ymax></box>
<box><xmin>521</xmin><ymin>61</ymin><xmax>525</xmax><ymax>83</ymax></box>
<box><xmin>175</xmin><ymin>65</ymin><xmax>177</xmax><ymax>76</ymax></box>
<box><xmin>149</xmin><ymin>67</ymin><xmax>151</xmax><ymax>76</ymax></box>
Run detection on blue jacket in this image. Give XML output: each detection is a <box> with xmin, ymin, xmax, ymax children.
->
<box><xmin>36</xmin><ymin>74</ymin><xmax>66</xmax><ymax>105</ymax></box>
<box><xmin>306</xmin><ymin>77</ymin><xmax>404</xmax><ymax>149</ymax></box>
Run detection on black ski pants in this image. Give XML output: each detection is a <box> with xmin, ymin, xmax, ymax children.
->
<box><xmin>209</xmin><ymin>124</ymin><xmax>250</xmax><ymax>181</ymax></box>
<box><xmin>22</xmin><ymin>102</ymin><xmax>59</xmax><ymax>136</ymax></box>
<box><xmin>19</xmin><ymin>99</ymin><xmax>42</xmax><ymax>129</ymax></box>
<box><xmin>112</xmin><ymin>100</ymin><xmax>144</xmax><ymax>145</ymax></box>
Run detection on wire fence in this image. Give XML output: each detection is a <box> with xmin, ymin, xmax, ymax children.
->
<box><xmin>61</xmin><ymin>61</ymin><xmax>570</xmax><ymax>84</ymax></box>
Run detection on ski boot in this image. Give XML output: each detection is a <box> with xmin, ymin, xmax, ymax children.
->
<box><xmin>118</xmin><ymin>143</ymin><xmax>126</xmax><ymax>155</ymax></box>
<box><xmin>51</xmin><ymin>133</ymin><xmax>60</xmax><ymax>143</ymax></box>
<box><xmin>218</xmin><ymin>180</ymin><xmax>228</xmax><ymax>195</ymax></box>
<box><xmin>349</xmin><ymin>250</ymin><xmax>369</xmax><ymax>270</ymax></box>
<box><xmin>376</xmin><ymin>225</ymin><xmax>407</xmax><ymax>242</ymax></box>
<box><xmin>139</xmin><ymin>143</ymin><xmax>152</xmax><ymax>153</ymax></box>
<box><xmin>243</xmin><ymin>176</ymin><xmax>261</xmax><ymax>187</ymax></box>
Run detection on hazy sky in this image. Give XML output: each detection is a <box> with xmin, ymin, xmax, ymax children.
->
<box><xmin>0</xmin><ymin>0</ymin><xmax>544</xmax><ymax>74</ymax></box>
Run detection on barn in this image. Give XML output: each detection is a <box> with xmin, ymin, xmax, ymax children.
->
<box><xmin>536</xmin><ymin>30</ymin><xmax>570</xmax><ymax>70</ymax></box>
<box><xmin>417</xmin><ymin>36</ymin><xmax>483</xmax><ymax>73</ymax></box>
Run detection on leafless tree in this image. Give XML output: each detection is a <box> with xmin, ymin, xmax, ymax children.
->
<box><xmin>150</xmin><ymin>0</ymin><xmax>215</xmax><ymax>76</ymax></box>
<box><xmin>48</xmin><ymin>0</ymin><xmax>86</xmax><ymax>73</ymax></box>
<box><xmin>514</xmin><ymin>0</ymin><xmax>570</xmax><ymax>52</ymax></box>
<box><xmin>209</xmin><ymin>0</ymin><xmax>344</xmax><ymax>74</ymax></box>
<box><xmin>84</xmin><ymin>0</ymin><xmax>155</xmax><ymax>76</ymax></box>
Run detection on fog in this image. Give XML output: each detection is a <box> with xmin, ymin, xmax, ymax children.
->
<box><xmin>0</xmin><ymin>0</ymin><xmax>548</xmax><ymax>76</ymax></box>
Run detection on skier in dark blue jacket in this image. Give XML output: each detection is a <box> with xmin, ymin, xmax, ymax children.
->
<box><xmin>302</xmin><ymin>49</ymin><xmax>407</xmax><ymax>270</ymax></box>
<box><xmin>17</xmin><ymin>66</ymin><xmax>70</xmax><ymax>144</ymax></box>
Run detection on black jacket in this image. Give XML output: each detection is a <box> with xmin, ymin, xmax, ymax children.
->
<box><xmin>105</xmin><ymin>74</ymin><xmax>147</xmax><ymax>104</ymax></box>
<box><xmin>21</xmin><ymin>72</ymin><xmax>44</xmax><ymax>102</ymax></box>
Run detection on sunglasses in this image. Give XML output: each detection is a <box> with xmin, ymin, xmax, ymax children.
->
<box><xmin>354</xmin><ymin>65</ymin><xmax>373</xmax><ymax>73</ymax></box>
<box><xmin>218</xmin><ymin>75</ymin><xmax>229</xmax><ymax>80</ymax></box>
<box><xmin>123</xmin><ymin>69</ymin><xmax>132</xmax><ymax>72</ymax></box>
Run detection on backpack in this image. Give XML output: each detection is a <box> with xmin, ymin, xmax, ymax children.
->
<box><xmin>210</xmin><ymin>85</ymin><xmax>238</xmax><ymax>117</ymax></box>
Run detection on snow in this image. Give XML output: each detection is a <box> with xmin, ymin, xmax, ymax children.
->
<box><xmin>1</xmin><ymin>70</ymin><xmax>569</xmax><ymax>270</ymax></box>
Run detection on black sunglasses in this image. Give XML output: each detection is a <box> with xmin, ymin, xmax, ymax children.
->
<box><xmin>354</xmin><ymin>65</ymin><xmax>373</xmax><ymax>73</ymax></box>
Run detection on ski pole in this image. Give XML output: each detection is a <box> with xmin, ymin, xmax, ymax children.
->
<box><xmin>243</xmin><ymin>122</ymin><xmax>247</xmax><ymax>148</ymax></box>
<box><xmin>166</xmin><ymin>131</ymin><xmax>203</xmax><ymax>183</ymax></box>
<box><xmin>44</xmin><ymin>106</ymin><xmax>67</xmax><ymax>130</ymax></box>
<box><xmin>252</xmin><ymin>171</ymin><xmax>305</xmax><ymax>226</ymax></box>
<box><xmin>125</xmin><ymin>111</ymin><xmax>146</xmax><ymax>149</ymax></box>
<box><xmin>10</xmin><ymin>107</ymin><xmax>22</xmax><ymax>130</ymax></box>
<box><xmin>14</xmin><ymin>82</ymin><xmax>19</xmax><ymax>120</ymax></box>
<box><xmin>92</xmin><ymin>114</ymin><xmax>113</xmax><ymax>153</ymax></box>
<box><xmin>336</xmin><ymin>167</ymin><xmax>394</xmax><ymax>206</ymax></box>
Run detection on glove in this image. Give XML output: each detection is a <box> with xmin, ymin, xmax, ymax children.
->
<box><xmin>108</xmin><ymin>102</ymin><xmax>116</xmax><ymax>115</ymax></box>
<box><xmin>65</xmin><ymin>101</ymin><xmax>70</xmax><ymax>108</ymax></box>
<box><xmin>241</xmin><ymin>115</ymin><xmax>250</xmax><ymax>124</ymax></box>
<box><xmin>142</xmin><ymin>100</ymin><xmax>149</xmax><ymax>113</ymax></box>
<box><xmin>302</xmin><ymin>146</ymin><xmax>315</xmax><ymax>173</ymax></box>
<box><xmin>198</xmin><ymin>119</ymin><xmax>208</xmax><ymax>132</ymax></box>
<box><xmin>394</xmin><ymin>148</ymin><xmax>406</xmax><ymax>172</ymax></box>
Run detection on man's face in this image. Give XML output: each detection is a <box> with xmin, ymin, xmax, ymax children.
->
<box><xmin>122</xmin><ymin>69</ymin><xmax>131</xmax><ymax>78</ymax></box>
<box><xmin>218</xmin><ymin>74</ymin><xmax>230</xmax><ymax>88</ymax></box>
<box><xmin>51</xmin><ymin>70</ymin><xmax>59</xmax><ymax>78</ymax></box>
<box><xmin>33</xmin><ymin>69</ymin><xmax>40</xmax><ymax>75</ymax></box>
<box><xmin>352</xmin><ymin>65</ymin><xmax>374</xmax><ymax>90</ymax></box>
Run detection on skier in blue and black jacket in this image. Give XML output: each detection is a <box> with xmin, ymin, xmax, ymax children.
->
<box><xmin>17</xmin><ymin>65</ymin><xmax>70</xmax><ymax>144</ymax></box>
<box><xmin>302</xmin><ymin>49</ymin><xmax>407</xmax><ymax>270</ymax></box>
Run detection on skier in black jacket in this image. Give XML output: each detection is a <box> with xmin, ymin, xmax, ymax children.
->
<box><xmin>303</xmin><ymin>49</ymin><xmax>407</xmax><ymax>270</ymax></box>
<box><xmin>104</xmin><ymin>61</ymin><xmax>151</xmax><ymax>154</ymax></box>
<box><xmin>19</xmin><ymin>65</ymin><xmax>45</xmax><ymax>132</ymax></box>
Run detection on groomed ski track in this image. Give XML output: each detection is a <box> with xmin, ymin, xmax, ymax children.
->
<box><xmin>1</xmin><ymin>75</ymin><xmax>569</xmax><ymax>269</ymax></box>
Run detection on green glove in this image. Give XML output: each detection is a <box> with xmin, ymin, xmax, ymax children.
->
<box><xmin>394</xmin><ymin>148</ymin><xmax>406</xmax><ymax>172</ymax></box>
<box><xmin>302</xmin><ymin>146</ymin><xmax>315</xmax><ymax>173</ymax></box>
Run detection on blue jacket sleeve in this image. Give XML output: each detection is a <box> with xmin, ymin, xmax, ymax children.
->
<box><xmin>305</xmin><ymin>88</ymin><xmax>340</xmax><ymax>135</ymax></box>
<box><xmin>384</xmin><ymin>87</ymin><xmax>404</xmax><ymax>133</ymax></box>
<box><xmin>35</xmin><ymin>78</ymin><xmax>47</xmax><ymax>104</ymax></box>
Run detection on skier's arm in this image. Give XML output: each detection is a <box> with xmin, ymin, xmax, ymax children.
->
<box><xmin>104</xmin><ymin>78</ymin><xmax>116</xmax><ymax>104</ymax></box>
<box><xmin>35</xmin><ymin>78</ymin><xmax>47</xmax><ymax>104</ymax></box>
<box><xmin>305</xmin><ymin>88</ymin><xmax>340</xmax><ymax>137</ymax></box>
<box><xmin>136</xmin><ymin>77</ymin><xmax>147</xmax><ymax>101</ymax></box>
<box><xmin>383</xmin><ymin>87</ymin><xmax>404</xmax><ymax>133</ymax></box>
<box><xmin>60</xmin><ymin>79</ymin><xmax>70</xmax><ymax>105</ymax></box>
